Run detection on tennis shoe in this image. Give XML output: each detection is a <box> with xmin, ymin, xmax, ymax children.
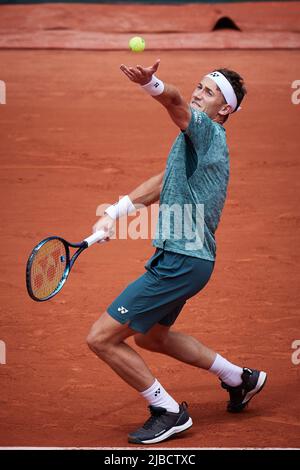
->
<box><xmin>128</xmin><ymin>401</ymin><xmax>192</xmax><ymax>444</ymax></box>
<box><xmin>221</xmin><ymin>367</ymin><xmax>267</xmax><ymax>413</ymax></box>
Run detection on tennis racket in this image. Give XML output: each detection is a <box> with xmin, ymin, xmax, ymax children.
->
<box><xmin>26</xmin><ymin>230</ymin><xmax>105</xmax><ymax>302</ymax></box>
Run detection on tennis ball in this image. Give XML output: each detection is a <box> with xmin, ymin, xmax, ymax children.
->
<box><xmin>129</xmin><ymin>36</ymin><xmax>145</xmax><ymax>52</ymax></box>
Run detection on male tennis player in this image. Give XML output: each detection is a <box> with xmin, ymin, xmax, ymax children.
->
<box><xmin>88</xmin><ymin>59</ymin><xmax>267</xmax><ymax>444</ymax></box>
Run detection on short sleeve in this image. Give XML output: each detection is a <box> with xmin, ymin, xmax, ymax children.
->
<box><xmin>182</xmin><ymin>107</ymin><xmax>214</xmax><ymax>154</ymax></box>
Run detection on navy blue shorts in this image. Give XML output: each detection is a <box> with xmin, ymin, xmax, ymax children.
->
<box><xmin>107</xmin><ymin>249</ymin><xmax>214</xmax><ymax>334</ymax></box>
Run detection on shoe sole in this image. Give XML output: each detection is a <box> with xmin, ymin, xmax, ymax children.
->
<box><xmin>128</xmin><ymin>417</ymin><xmax>193</xmax><ymax>445</ymax></box>
<box><xmin>228</xmin><ymin>371</ymin><xmax>267</xmax><ymax>413</ymax></box>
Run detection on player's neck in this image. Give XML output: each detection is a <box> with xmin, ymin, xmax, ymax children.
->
<box><xmin>213</xmin><ymin>115</ymin><xmax>225</xmax><ymax>126</ymax></box>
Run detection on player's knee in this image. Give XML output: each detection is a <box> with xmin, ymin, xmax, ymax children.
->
<box><xmin>86</xmin><ymin>325</ymin><xmax>109</xmax><ymax>355</ymax></box>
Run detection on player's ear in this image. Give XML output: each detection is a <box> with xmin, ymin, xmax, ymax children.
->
<box><xmin>218</xmin><ymin>104</ymin><xmax>232</xmax><ymax>116</ymax></box>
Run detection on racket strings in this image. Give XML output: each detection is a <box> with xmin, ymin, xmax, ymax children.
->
<box><xmin>30</xmin><ymin>239</ymin><xmax>67</xmax><ymax>300</ymax></box>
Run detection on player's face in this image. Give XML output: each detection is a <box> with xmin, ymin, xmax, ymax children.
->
<box><xmin>190</xmin><ymin>76</ymin><xmax>229</xmax><ymax>119</ymax></box>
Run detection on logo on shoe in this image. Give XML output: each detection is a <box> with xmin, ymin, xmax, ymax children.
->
<box><xmin>118</xmin><ymin>306</ymin><xmax>128</xmax><ymax>314</ymax></box>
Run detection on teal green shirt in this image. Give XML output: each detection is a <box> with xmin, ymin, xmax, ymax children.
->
<box><xmin>153</xmin><ymin>107</ymin><xmax>229</xmax><ymax>261</ymax></box>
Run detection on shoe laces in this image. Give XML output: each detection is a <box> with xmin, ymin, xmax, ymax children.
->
<box><xmin>142</xmin><ymin>406</ymin><xmax>167</xmax><ymax>430</ymax></box>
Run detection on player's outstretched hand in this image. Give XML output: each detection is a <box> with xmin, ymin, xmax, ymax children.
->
<box><xmin>120</xmin><ymin>59</ymin><xmax>160</xmax><ymax>85</ymax></box>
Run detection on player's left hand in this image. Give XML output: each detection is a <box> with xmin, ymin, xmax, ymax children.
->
<box><xmin>120</xmin><ymin>59</ymin><xmax>160</xmax><ymax>85</ymax></box>
<box><xmin>92</xmin><ymin>214</ymin><xmax>115</xmax><ymax>243</ymax></box>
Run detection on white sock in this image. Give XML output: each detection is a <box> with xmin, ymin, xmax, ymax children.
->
<box><xmin>209</xmin><ymin>353</ymin><xmax>243</xmax><ymax>387</ymax></box>
<box><xmin>140</xmin><ymin>379</ymin><xmax>180</xmax><ymax>413</ymax></box>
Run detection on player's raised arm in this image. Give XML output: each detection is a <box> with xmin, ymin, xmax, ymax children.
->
<box><xmin>120</xmin><ymin>60</ymin><xmax>191</xmax><ymax>131</ymax></box>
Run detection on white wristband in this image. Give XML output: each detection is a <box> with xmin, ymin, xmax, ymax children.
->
<box><xmin>141</xmin><ymin>75</ymin><xmax>164</xmax><ymax>96</ymax></box>
<box><xmin>105</xmin><ymin>195</ymin><xmax>136</xmax><ymax>220</ymax></box>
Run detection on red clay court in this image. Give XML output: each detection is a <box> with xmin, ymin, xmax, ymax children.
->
<box><xmin>0</xmin><ymin>2</ymin><xmax>300</xmax><ymax>448</ymax></box>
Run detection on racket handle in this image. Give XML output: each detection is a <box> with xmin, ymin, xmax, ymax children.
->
<box><xmin>84</xmin><ymin>230</ymin><xmax>106</xmax><ymax>247</ymax></box>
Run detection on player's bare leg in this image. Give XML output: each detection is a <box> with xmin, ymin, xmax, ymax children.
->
<box><xmin>134</xmin><ymin>324</ymin><xmax>217</xmax><ymax>369</ymax></box>
<box><xmin>87</xmin><ymin>311</ymin><xmax>155</xmax><ymax>391</ymax></box>
<box><xmin>87</xmin><ymin>311</ymin><xmax>193</xmax><ymax>444</ymax></box>
<box><xmin>87</xmin><ymin>311</ymin><xmax>182</xmax><ymax>409</ymax></box>
<box><xmin>135</xmin><ymin>324</ymin><xmax>267</xmax><ymax>412</ymax></box>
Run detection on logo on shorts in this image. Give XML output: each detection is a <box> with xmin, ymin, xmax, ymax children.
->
<box><xmin>118</xmin><ymin>306</ymin><xmax>128</xmax><ymax>314</ymax></box>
